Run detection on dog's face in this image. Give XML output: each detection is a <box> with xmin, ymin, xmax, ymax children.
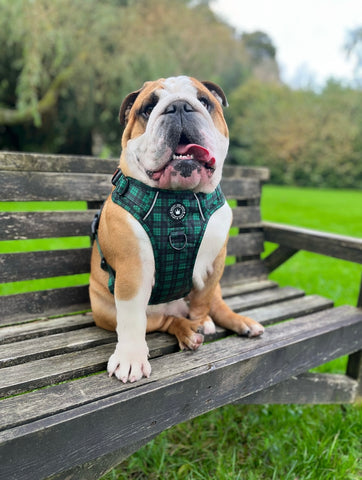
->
<box><xmin>118</xmin><ymin>76</ymin><xmax>229</xmax><ymax>193</ymax></box>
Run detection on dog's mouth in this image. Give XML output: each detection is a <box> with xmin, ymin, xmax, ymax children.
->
<box><xmin>146</xmin><ymin>144</ymin><xmax>216</xmax><ymax>183</ymax></box>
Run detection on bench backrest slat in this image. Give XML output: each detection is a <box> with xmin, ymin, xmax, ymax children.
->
<box><xmin>0</xmin><ymin>211</ymin><xmax>96</xmax><ymax>240</ymax></box>
<box><xmin>0</xmin><ymin>286</ymin><xmax>90</xmax><ymax>326</ymax></box>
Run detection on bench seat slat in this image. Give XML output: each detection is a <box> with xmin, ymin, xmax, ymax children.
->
<box><xmin>240</xmin><ymin>294</ymin><xmax>333</xmax><ymax>324</ymax></box>
<box><xmin>224</xmin><ymin>286</ymin><xmax>305</xmax><ymax>311</ymax></box>
<box><xmin>0</xmin><ymin>293</ymin><xmax>334</xmax><ymax>397</ymax></box>
<box><xmin>0</xmin><ymin>327</ymin><xmax>116</xmax><ymax>368</ymax></box>
<box><xmin>1</xmin><ymin>305</ymin><xmax>361</xmax><ymax>479</ymax></box>
<box><xmin>0</xmin><ymin>314</ymin><xmax>94</xmax><ymax>345</ymax></box>
<box><xmin>0</xmin><ymin>286</ymin><xmax>304</xmax><ymax>349</ymax></box>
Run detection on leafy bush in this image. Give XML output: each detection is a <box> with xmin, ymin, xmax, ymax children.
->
<box><xmin>227</xmin><ymin>79</ymin><xmax>362</xmax><ymax>189</ymax></box>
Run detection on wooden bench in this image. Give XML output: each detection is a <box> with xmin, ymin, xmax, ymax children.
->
<box><xmin>1</xmin><ymin>151</ymin><xmax>361</xmax><ymax>480</ymax></box>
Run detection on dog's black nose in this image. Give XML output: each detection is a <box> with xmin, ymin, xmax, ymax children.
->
<box><xmin>164</xmin><ymin>100</ymin><xmax>195</xmax><ymax>115</ymax></box>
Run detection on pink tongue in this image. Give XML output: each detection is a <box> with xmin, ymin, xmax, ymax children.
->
<box><xmin>175</xmin><ymin>144</ymin><xmax>215</xmax><ymax>165</ymax></box>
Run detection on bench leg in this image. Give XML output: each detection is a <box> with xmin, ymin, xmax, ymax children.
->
<box><xmin>46</xmin><ymin>433</ymin><xmax>157</xmax><ymax>480</ymax></box>
<box><xmin>346</xmin><ymin>275</ymin><xmax>362</xmax><ymax>400</ymax></box>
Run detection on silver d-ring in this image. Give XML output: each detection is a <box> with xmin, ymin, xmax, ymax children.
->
<box><xmin>169</xmin><ymin>232</ymin><xmax>187</xmax><ymax>251</ymax></box>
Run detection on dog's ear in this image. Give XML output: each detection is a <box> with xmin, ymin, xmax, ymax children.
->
<box><xmin>119</xmin><ymin>88</ymin><xmax>143</xmax><ymax>126</ymax></box>
<box><xmin>201</xmin><ymin>81</ymin><xmax>229</xmax><ymax>107</ymax></box>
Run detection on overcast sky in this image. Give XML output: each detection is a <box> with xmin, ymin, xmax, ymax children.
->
<box><xmin>211</xmin><ymin>0</ymin><xmax>361</xmax><ymax>88</ymax></box>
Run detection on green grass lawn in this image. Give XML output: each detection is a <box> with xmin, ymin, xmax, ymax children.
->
<box><xmin>101</xmin><ymin>186</ymin><xmax>362</xmax><ymax>480</ymax></box>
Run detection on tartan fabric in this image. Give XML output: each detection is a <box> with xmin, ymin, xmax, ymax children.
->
<box><xmin>106</xmin><ymin>169</ymin><xmax>225</xmax><ymax>304</ymax></box>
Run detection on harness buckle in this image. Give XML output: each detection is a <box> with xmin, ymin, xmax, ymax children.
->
<box><xmin>91</xmin><ymin>211</ymin><xmax>100</xmax><ymax>240</ymax></box>
<box><xmin>111</xmin><ymin>168</ymin><xmax>123</xmax><ymax>186</ymax></box>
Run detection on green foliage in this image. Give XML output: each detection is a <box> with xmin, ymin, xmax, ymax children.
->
<box><xmin>227</xmin><ymin>79</ymin><xmax>362</xmax><ymax>188</ymax></box>
<box><xmin>0</xmin><ymin>0</ymin><xmax>255</xmax><ymax>154</ymax></box>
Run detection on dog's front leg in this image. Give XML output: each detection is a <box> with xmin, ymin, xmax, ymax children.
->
<box><xmin>108</xmin><ymin>291</ymin><xmax>152</xmax><ymax>383</ymax></box>
<box><xmin>107</xmin><ymin>217</ymin><xmax>154</xmax><ymax>383</ymax></box>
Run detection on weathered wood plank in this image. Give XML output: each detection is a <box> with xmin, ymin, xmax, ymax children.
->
<box><xmin>0</xmin><ymin>171</ymin><xmax>111</xmax><ymax>202</ymax></box>
<box><xmin>0</xmin><ymin>286</ymin><xmax>90</xmax><ymax>326</ymax></box>
<box><xmin>0</xmin><ymin>211</ymin><xmax>96</xmax><ymax>240</ymax></box>
<box><xmin>0</xmin><ymin>294</ymin><xmax>333</xmax><ymax>397</ymax></box>
<box><xmin>224</xmin><ymin>286</ymin><xmax>305</xmax><ymax>312</ymax></box>
<box><xmin>0</xmin><ymin>327</ymin><xmax>115</xmax><ymax>368</ymax></box>
<box><xmin>1</xmin><ymin>306</ymin><xmax>361</xmax><ymax>480</ymax></box>
<box><xmin>1</xmin><ymin>306</ymin><xmax>360</xmax><ymax>431</ymax></box>
<box><xmin>0</xmin><ymin>313</ymin><xmax>94</xmax><ymax>345</ymax></box>
<box><xmin>0</xmin><ymin>151</ymin><xmax>117</xmax><ymax>174</ymax></box>
<box><xmin>231</xmin><ymin>206</ymin><xmax>261</xmax><ymax>228</ymax></box>
<box><xmin>0</xmin><ymin>152</ymin><xmax>268</xmax><ymax>180</ymax></box>
<box><xmin>347</xmin><ymin>350</ymin><xmax>362</xmax><ymax>398</ymax></box>
<box><xmin>263</xmin><ymin>245</ymin><xmax>298</xmax><ymax>272</ymax></box>
<box><xmin>227</xmin><ymin>232</ymin><xmax>264</xmax><ymax>257</ymax></box>
<box><xmin>0</xmin><ymin>249</ymin><xmax>91</xmax><ymax>282</ymax></box>
<box><xmin>221</xmin><ymin>279</ymin><xmax>277</xmax><ymax>298</ymax></box>
<box><xmin>238</xmin><ymin>294</ymin><xmax>333</xmax><ymax>324</ymax></box>
<box><xmin>236</xmin><ymin>372</ymin><xmax>357</xmax><ymax>404</ymax></box>
<box><xmin>263</xmin><ymin>221</ymin><xmax>362</xmax><ymax>264</ymax></box>
<box><xmin>223</xmin><ymin>165</ymin><xmax>269</xmax><ymax>181</ymax></box>
<box><xmin>221</xmin><ymin>177</ymin><xmax>261</xmax><ymax>200</ymax></box>
<box><xmin>222</xmin><ymin>260</ymin><xmax>268</xmax><ymax>285</ymax></box>
<box><xmin>0</xmin><ymin>172</ymin><xmax>261</xmax><ymax>202</ymax></box>
<box><xmin>0</xmin><ymin>287</ymin><xmax>303</xmax><ymax>363</ymax></box>
<box><xmin>0</xmin><ymin>285</ymin><xmax>277</xmax><ymax>344</ymax></box>
<box><xmin>47</xmin><ymin>433</ymin><xmax>159</xmax><ymax>480</ymax></box>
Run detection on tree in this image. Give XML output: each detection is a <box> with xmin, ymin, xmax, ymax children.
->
<box><xmin>0</xmin><ymin>0</ymin><xmax>253</xmax><ymax>154</ymax></box>
<box><xmin>345</xmin><ymin>26</ymin><xmax>362</xmax><ymax>80</ymax></box>
<box><xmin>227</xmin><ymin>79</ymin><xmax>362</xmax><ymax>188</ymax></box>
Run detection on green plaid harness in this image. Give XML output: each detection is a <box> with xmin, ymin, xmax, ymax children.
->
<box><xmin>92</xmin><ymin>168</ymin><xmax>225</xmax><ymax>305</ymax></box>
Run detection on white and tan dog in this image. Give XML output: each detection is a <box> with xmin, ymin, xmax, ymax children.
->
<box><xmin>89</xmin><ymin>76</ymin><xmax>264</xmax><ymax>383</ymax></box>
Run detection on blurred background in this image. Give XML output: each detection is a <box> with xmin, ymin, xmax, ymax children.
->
<box><xmin>0</xmin><ymin>0</ymin><xmax>361</xmax><ymax>188</ymax></box>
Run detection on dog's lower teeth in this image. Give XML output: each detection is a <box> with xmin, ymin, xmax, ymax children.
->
<box><xmin>173</xmin><ymin>154</ymin><xmax>194</xmax><ymax>160</ymax></box>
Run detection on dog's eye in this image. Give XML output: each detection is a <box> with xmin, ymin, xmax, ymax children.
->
<box><xmin>199</xmin><ymin>97</ymin><xmax>211</xmax><ymax>111</ymax></box>
<box><xmin>142</xmin><ymin>104</ymin><xmax>155</xmax><ymax>119</ymax></box>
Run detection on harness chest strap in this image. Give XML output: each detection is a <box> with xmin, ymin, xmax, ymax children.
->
<box><xmin>92</xmin><ymin>168</ymin><xmax>225</xmax><ymax>305</ymax></box>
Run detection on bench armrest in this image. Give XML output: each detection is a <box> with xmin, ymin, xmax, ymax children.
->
<box><xmin>263</xmin><ymin>221</ymin><xmax>362</xmax><ymax>272</ymax></box>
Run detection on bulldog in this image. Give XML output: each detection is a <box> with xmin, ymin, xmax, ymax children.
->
<box><xmin>89</xmin><ymin>76</ymin><xmax>264</xmax><ymax>383</ymax></box>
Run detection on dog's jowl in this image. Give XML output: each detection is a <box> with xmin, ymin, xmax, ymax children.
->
<box><xmin>89</xmin><ymin>76</ymin><xmax>264</xmax><ymax>383</ymax></box>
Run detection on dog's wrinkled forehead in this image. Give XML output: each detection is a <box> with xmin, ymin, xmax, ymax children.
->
<box><xmin>119</xmin><ymin>76</ymin><xmax>228</xmax><ymax>127</ymax></box>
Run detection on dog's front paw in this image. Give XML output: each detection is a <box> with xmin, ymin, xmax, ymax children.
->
<box><xmin>107</xmin><ymin>340</ymin><xmax>151</xmax><ymax>383</ymax></box>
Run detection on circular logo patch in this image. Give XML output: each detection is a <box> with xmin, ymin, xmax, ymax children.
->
<box><xmin>169</xmin><ymin>203</ymin><xmax>186</xmax><ymax>220</ymax></box>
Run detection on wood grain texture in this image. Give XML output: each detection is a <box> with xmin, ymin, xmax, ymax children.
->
<box><xmin>0</xmin><ymin>248</ymin><xmax>91</xmax><ymax>282</ymax></box>
<box><xmin>0</xmin><ymin>286</ymin><xmax>90</xmax><ymax>326</ymax></box>
<box><xmin>236</xmin><ymin>372</ymin><xmax>358</xmax><ymax>404</ymax></box>
<box><xmin>0</xmin><ymin>211</ymin><xmax>96</xmax><ymax>240</ymax></box>
<box><xmin>1</xmin><ymin>306</ymin><xmax>361</xmax><ymax>480</ymax></box>
<box><xmin>0</xmin><ymin>171</ymin><xmax>111</xmax><ymax>202</ymax></box>
<box><xmin>226</xmin><ymin>232</ymin><xmax>264</xmax><ymax>257</ymax></box>
<box><xmin>0</xmin><ymin>151</ymin><xmax>269</xmax><ymax>180</ymax></box>
<box><xmin>263</xmin><ymin>221</ymin><xmax>362</xmax><ymax>264</ymax></box>
<box><xmin>263</xmin><ymin>245</ymin><xmax>298</xmax><ymax>272</ymax></box>
<box><xmin>0</xmin><ymin>293</ymin><xmax>333</xmax><ymax>397</ymax></box>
